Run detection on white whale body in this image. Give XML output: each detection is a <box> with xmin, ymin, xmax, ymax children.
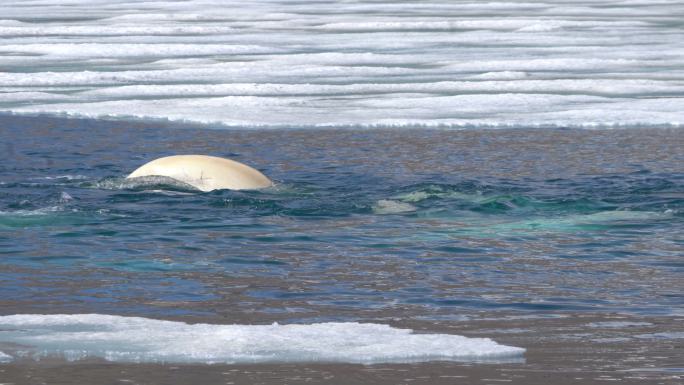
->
<box><xmin>127</xmin><ymin>155</ymin><xmax>273</xmax><ymax>191</ymax></box>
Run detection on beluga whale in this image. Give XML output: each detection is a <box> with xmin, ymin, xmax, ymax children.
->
<box><xmin>127</xmin><ymin>155</ymin><xmax>273</xmax><ymax>192</ymax></box>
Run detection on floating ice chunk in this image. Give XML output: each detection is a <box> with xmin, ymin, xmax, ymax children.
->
<box><xmin>373</xmin><ymin>200</ymin><xmax>417</xmax><ymax>214</ymax></box>
<box><xmin>0</xmin><ymin>314</ymin><xmax>524</xmax><ymax>364</ymax></box>
<box><xmin>0</xmin><ymin>351</ymin><xmax>12</xmax><ymax>363</ymax></box>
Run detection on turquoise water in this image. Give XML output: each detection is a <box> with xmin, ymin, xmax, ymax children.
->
<box><xmin>1</xmin><ymin>115</ymin><xmax>683</xmax><ymax>320</ymax></box>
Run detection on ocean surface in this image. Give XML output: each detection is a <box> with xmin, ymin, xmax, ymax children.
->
<box><xmin>1</xmin><ymin>115</ymin><xmax>683</xmax><ymax>370</ymax></box>
<box><xmin>0</xmin><ymin>0</ymin><xmax>683</xmax><ymax>382</ymax></box>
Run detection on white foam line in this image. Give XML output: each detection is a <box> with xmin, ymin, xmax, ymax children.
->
<box><xmin>0</xmin><ymin>314</ymin><xmax>524</xmax><ymax>364</ymax></box>
<box><xmin>587</xmin><ymin>321</ymin><xmax>653</xmax><ymax>328</ymax></box>
<box><xmin>1</xmin><ymin>57</ymin><xmax>678</xmax><ymax>88</ymax></box>
<box><xmin>0</xmin><ymin>65</ymin><xmax>417</xmax><ymax>87</ymax></box>
<box><xmin>5</xmin><ymin>91</ymin><xmax>684</xmax><ymax>127</ymax></box>
<box><xmin>76</xmin><ymin>79</ymin><xmax>684</xmax><ymax>98</ymax></box>
<box><xmin>0</xmin><ymin>25</ymin><xmax>236</xmax><ymax>36</ymax></box>
<box><xmin>0</xmin><ymin>206</ymin><xmax>67</xmax><ymax>217</ymax></box>
<box><xmin>0</xmin><ymin>44</ymin><xmax>276</xmax><ymax>58</ymax></box>
<box><xmin>316</xmin><ymin>19</ymin><xmax>648</xmax><ymax>32</ymax></box>
<box><xmin>0</xmin><ymin>91</ymin><xmax>64</xmax><ymax>102</ymax></box>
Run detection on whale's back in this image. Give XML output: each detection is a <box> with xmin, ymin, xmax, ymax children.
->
<box><xmin>127</xmin><ymin>155</ymin><xmax>273</xmax><ymax>191</ymax></box>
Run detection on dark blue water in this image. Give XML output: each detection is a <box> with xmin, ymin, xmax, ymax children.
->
<box><xmin>1</xmin><ymin>115</ymin><xmax>682</xmax><ymax>321</ymax></box>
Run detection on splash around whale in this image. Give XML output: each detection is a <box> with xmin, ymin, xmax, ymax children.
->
<box><xmin>127</xmin><ymin>155</ymin><xmax>273</xmax><ymax>192</ymax></box>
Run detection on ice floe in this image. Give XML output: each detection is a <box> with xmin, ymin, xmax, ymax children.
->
<box><xmin>0</xmin><ymin>0</ymin><xmax>682</xmax><ymax>128</ymax></box>
<box><xmin>0</xmin><ymin>314</ymin><xmax>524</xmax><ymax>364</ymax></box>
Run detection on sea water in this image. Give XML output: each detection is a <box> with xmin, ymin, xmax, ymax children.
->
<box><xmin>1</xmin><ymin>116</ymin><xmax>682</xmax><ymax>364</ymax></box>
<box><xmin>0</xmin><ymin>0</ymin><xmax>683</xmax><ymax>367</ymax></box>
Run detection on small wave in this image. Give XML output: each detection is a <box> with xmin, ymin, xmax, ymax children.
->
<box><xmin>393</xmin><ymin>185</ymin><xmax>533</xmax><ymax>213</ymax></box>
<box><xmin>91</xmin><ymin>176</ymin><xmax>199</xmax><ymax>192</ymax></box>
<box><xmin>40</xmin><ymin>175</ymin><xmax>88</xmax><ymax>181</ymax></box>
<box><xmin>587</xmin><ymin>321</ymin><xmax>653</xmax><ymax>329</ymax></box>
<box><xmin>459</xmin><ymin>210</ymin><xmax>670</xmax><ymax>237</ymax></box>
<box><xmin>0</xmin><ymin>314</ymin><xmax>524</xmax><ymax>364</ymax></box>
<box><xmin>635</xmin><ymin>332</ymin><xmax>684</xmax><ymax>340</ymax></box>
<box><xmin>0</xmin><ymin>205</ymin><xmax>84</xmax><ymax>228</ymax></box>
<box><xmin>394</xmin><ymin>186</ymin><xmax>486</xmax><ymax>203</ymax></box>
<box><xmin>0</xmin><ymin>206</ymin><xmax>66</xmax><ymax>216</ymax></box>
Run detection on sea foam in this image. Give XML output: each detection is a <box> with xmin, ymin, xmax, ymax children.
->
<box><xmin>0</xmin><ymin>314</ymin><xmax>524</xmax><ymax>364</ymax></box>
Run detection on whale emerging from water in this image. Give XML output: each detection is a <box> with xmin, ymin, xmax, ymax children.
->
<box><xmin>127</xmin><ymin>155</ymin><xmax>273</xmax><ymax>192</ymax></box>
